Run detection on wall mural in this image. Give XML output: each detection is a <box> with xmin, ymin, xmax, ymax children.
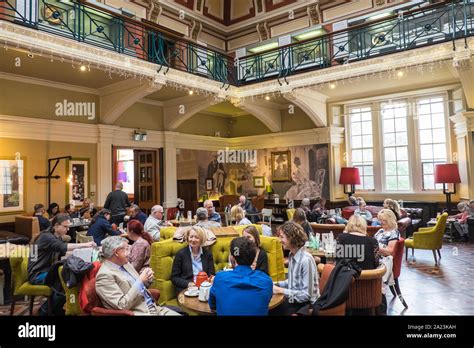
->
<box><xmin>196</xmin><ymin>144</ymin><xmax>329</xmax><ymax>201</ymax></box>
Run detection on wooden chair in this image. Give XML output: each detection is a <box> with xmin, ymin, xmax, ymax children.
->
<box><xmin>257</xmin><ymin>208</ymin><xmax>273</xmax><ymax>226</ymax></box>
<box><xmin>15</xmin><ymin>216</ymin><xmax>41</xmax><ymax>242</ymax></box>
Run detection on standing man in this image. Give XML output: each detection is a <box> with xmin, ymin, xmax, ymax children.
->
<box><xmin>104</xmin><ymin>182</ymin><xmax>131</xmax><ymax>226</ymax></box>
<box><xmin>203</xmin><ymin>199</ymin><xmax>221</xmax><ymax>224</ymax></box>
<box><xmin>209</xmin><ymin>237</ymin><xmax>273</xmax><ymax>315</ymax></box>
<box><xmin>144</xmin><ymin>205</ymin><xmax>171</xmax><ymax>242</ymax></box>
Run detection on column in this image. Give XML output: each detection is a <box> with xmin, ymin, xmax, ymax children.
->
<box><xmin>163</xmin><ymin>134</ymin><xmax>178</xmax><ymax>209</ymax></box>
<box><xmin>96</xmin><ymin>125</ymin><xmax>114</xmax><ymax>206</ymax></box>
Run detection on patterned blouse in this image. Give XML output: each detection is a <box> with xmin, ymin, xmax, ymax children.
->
<box><xmin>127</xmin><ymin>237</ymin><xmax>151</xmax><ymax>273</ymax></box>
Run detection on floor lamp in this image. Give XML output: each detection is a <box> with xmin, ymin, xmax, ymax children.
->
<box><xmin>434</xmin><ymin>163</ymin><xmax>461</xmax><ymax>213</ymax></box>
<box><xmin>339</xmin><ymin>167</ymin><xmax>361</xmax><ymax>200</ymax></box>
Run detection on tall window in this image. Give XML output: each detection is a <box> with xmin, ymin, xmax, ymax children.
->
<box><xmin>348</xmin><ymin>106</ymin><xmax>374</xmax><ymax>190</ymax></box>
<box><xmin>116</xmin><ymin>149</ymin><xmax>134</xmax><ymax>194</ymax></box>
<box><xmin>381</xmin><ymin>100</ymin><xmax>410</xmax><ymax>191</ymax></box>
<box><xmin>417</xmin><ymin>96</ymin><xmax>447</xmax><ymax>190</ymax></box>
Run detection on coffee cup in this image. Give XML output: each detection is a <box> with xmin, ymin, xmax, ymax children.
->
<box><xmin>187</xmin><ymin>286</ymin><xmax>198</xmax><ymax>295</ymax></box>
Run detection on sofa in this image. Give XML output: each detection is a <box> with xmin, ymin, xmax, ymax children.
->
<box><xmin>150</xmin><ymin>227</ymin><xmax>285</xmax><ymax>306</ymax></box>
<box><xmin>342</xmin><ymin>205</ymin><xmax>412</xmax><ymax>237</ymax></box>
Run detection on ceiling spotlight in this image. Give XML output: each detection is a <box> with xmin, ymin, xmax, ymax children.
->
<box><xmin>188</xmin><ymin>90</ymin><xmax>194</xmax><ymax>95</ymax></box>
<box><xmin>265</xmin><ymin>95</ymin><xmax>270</xmax><ymax>101</ymax></box>
<box><xmin>329</xmin><ymin>83</ymin><xmax>336</xmax><ymax>89</ymax></box>
<box><xmin>397</xmin><ymin>70</ymin><xmax>404</xmax><ymax>77</ymax></box>
<box><xmin>27</xmin><ymin>53</ymin><xmax>34</xmax><ymax>59</ymax></box>
<box><xmin>80</xmin><ymin>65</ymin><xmax>87</xmax><ymax>72</ymax></box>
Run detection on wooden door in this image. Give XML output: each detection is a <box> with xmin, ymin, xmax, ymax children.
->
<box><xmin>134</xmin><ymin>150</ymin><xmax>157</xmax><ymax>215</ymax></box>
<box><xmin>177</xmin><ymin>179</ymin><xmax>198</xmax><ymax>214</ymax></box>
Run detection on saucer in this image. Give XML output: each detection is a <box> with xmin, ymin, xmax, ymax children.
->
<box><xmin>184</xmin><ymin>290</ymin><xmax>199</xmax><ymax>297</ymax></box>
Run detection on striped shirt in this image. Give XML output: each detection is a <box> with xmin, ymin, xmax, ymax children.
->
<box><xmin>277</xmin><ymin>247</ymin><xmax>319</xmax><ymax>304</ymax></box>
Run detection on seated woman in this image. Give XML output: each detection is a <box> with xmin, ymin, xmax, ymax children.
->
<box><xmin>383</xmin><ymin>198</ymin><xmax>401</xmax><ymax>221</ymax></box>
<box><xmin>87</xmin><ymin>209</ymin><xmax>121</xmax><ymax>246</ymax></box>
<box><xmin>126</xmin><ymin>220</ymin><xmax>153</xmax><ymax>273</ymax></box>
<box><xmin>231</xmin><ymin>205</ymin><xmax>252</xmax><ymax>226</ymax></box>
<box><xmin>354</xmin><ymin>200</ymin><xmax>373</xmax><ymax>225</ymax></box>
<box><xmin>65</xmin><ymin>203</ymin><xmax>80</xmax><ymax>219</ymax></box>
<box><xmin>337</xmin><ymin>215</ymin><xmax>379</xmax><ymax>270</ymax></box>
<box><xmin>450</xmin><ymin>202</ymin><xmax>469</xmax><ymax>242</ymax></box>
<box><xmin>242</xmin><ymin>225</ymin><xmax>269</xmax><ymax>274</ymax></box>
<box><xmin>47</xmin><ymin>202</ymin><xmax>60</xmax><ymax>221</ymax></box>
<box><xmin>272</xmin><ymin>221</ymin><xmax>319</xmax><ymax>315</ymax></box>
<box><xmin>171</xmin><ymin>226</ymin><xmax>215</xmax><ymax>295</ymax></box>
<box><xmin>374</xmin><ymin>209</ymin><xmax>400</xmax><ymax>314</ymax></box>
<box><xmin>292</xmin><ymin>208</ymin><xmax>313</xmax><ymax>237</ymax></box>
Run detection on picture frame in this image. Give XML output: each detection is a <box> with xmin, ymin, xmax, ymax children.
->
<box><xmin>253</xmin><ymin>176</ymin><xmax>265</xmax><ymax>188</ymax></box>
<box><xmin>271</xmin><ymin>151</ymin><xmax>291</xmax><ymax>182</ymax></box>
<box><xmin>0</xmin><ymin>156</ymin><xmax>26</xmax><ymax>215</ymax></box>
<box><xmin>205</xmin><ymin>177</ymin><xmax>214</xmax><ymax>191</ymax></box>
<box><xmin>66</xmin><ymin>158</ymin><xmax>90</xmax><ymax>207</ymax></box>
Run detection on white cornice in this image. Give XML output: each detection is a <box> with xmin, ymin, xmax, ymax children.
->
<box><xmin>0</xmin><ymin>71</ymin><xmax>99</xmax><ymax>95</ymax></box>
<box><xmin>138</xmin><ymin>98</ymin><xmax>165</xmax><ymax>107</ymax></box>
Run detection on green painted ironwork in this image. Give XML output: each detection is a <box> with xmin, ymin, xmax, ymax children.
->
<box><xmin>0</xmin><ymin>0</ymin><xmax>472</xmax><ymax>87</ymax></box>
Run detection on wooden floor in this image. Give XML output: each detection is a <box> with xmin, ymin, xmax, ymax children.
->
<box><xmin>1</xmin><ymin>241</ymin><xmax>473</xmax><ymax>316</ymax></box>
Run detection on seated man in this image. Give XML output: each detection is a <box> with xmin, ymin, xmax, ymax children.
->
<box><xmin>128</xmin><ymin>204</ymin><xmax>147</xmax><ymax>225</ymax></box>
<box><xmin>194</xmin><ymin>207</ymin><xmax>221</xmax><ymax>230</ymax></box>
<box><xmin>239</xmin><ymin>195</ymin><xmax>260</xmax><ymax>223</ymax></box>
<box><xmin>203</xmin><ymin>199</ymin><xmax>221</xmax><ymax>224</ymax></box>
<box><xmin>95</xmin><ymin>236</ymin><xmax>180</xmax><ymax>316</ymax></box>
<box><xmin>209</xmin><ymin>237</ymin><xmax>273</xmax><ymax>315</ymax></box>
<box><xmin>144</xmin><ymin>205</ymin><xmax>172</xmax><ymax>242</ymax></box>
<box><xmin>34</xmin><ymin>203</ymin><xmax>51</xmax><ymax>231</ymax></box>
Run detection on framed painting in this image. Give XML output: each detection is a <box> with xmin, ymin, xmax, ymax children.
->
<box><xmin>271</xmin><ymin>151</ymin><xmax>291</xmax><ymax>182</ymax></box>
<box><xmin>0</xmin><ymin>157</ymin><xmax>25</xmax><ymax>215</ymax></box>
<box><xmin>205</xmin><ymin>177</ymin><xmax>214</xmax><ymax>191</ymax></box>
<box><xmin>66</xmin><ymin>158</ymin><xmax>90</xmax><ymax>207</ymax></box>
<box><xmin>253</xmin><ymin>176</ymin><xmax>265</xmax><ymax>188</ymax></box>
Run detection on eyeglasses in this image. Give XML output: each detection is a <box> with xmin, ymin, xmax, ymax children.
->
<box><xmin>60</xmin><ymin>224</ymin><xmax>70</xmax><ymax>230</ymax></box>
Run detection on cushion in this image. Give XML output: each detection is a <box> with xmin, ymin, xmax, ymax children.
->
<box><xmin>17</xmin><ymin>283</ymin><xmax>52</xmax><ymax>296</ymax></box>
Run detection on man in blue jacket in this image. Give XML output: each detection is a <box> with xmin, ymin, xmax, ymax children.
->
<box><xmin>209</xmin><ymin>237</ymin><xmax>273</xmax><ymax>315</ymax></box>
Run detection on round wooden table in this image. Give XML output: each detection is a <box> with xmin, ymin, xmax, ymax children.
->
<box><xmin>178</xmin><ymin>290</ymin><xmax>285</xmax><ymax>315</ymax></box>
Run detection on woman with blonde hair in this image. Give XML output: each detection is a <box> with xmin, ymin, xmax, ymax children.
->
<box><xmin>337</xmin><ymin>215</ymin><xmax>379</xmax><ymax>270</ymax></box>
<box><xmin>231</xmin><ymin>205</ymin><xmax>252</xmax><ymax>225</ymax></box>
<box><xmin>383</xmin><ymin>198</ymin><xmax>401</xmax><ymax>221</ymax></box>
<box><xmin>374</xmin><ymin>209</ymin><xmax>400</xmax><ymax>314</ymax></box>
<box><xmin>171</xmin><ymin>226</ymin><xmax>215</xmax><ymax>295</ymax></box>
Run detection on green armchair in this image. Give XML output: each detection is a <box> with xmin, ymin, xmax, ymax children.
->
<box><xmin>404</xmin><ymin>213</ymin><xmax>448</xmax><ymax>266</ymax></box>
<box><xmin>9</xmin><ymin>247</ymin><xmax>52</xmax><ymax>315</ymax></box>
<box><xmin>150</xmin><ymin>234</ymin><xmax>285</xmax><ymax>306</ymax></box>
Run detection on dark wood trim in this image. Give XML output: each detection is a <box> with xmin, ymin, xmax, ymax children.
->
<box><xmin>174</xmin><ymin>0</ymin><xmax>194</xmax><ymax>10</ymax></box>
<box><xmin>264</xmin><ymin>0</ymin><xmax>297</xmax><ymax>12</ymax></box>
<box><xmin>0</xmin><ymin>222</ymin><xmax>15</xmax><ymax>232</ymax></box>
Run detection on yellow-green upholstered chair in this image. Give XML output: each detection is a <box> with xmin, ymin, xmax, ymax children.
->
<box><xmin>58</xmin><ymin>265</ymin><xmax>82</xmax><ymax>316</ymax></box>
<box><xmin>232</xmin><ymin>224</ymin><xmax>263</xmax><ymax>236</ymax></box>
<box><xmin>286</xmin><ymin>208</ymin><xmax>296</xmax><ymax>221</ymax></box>
<box><xmin>150</xmin><ymin>235</ymin><xmax>285</xmax><ymax>305</ymax></box>
<box><xmin>404</xmin><ymin>212</ymin><xmax>447</xmax><ymax>266</ymax></box>
<box><xmin>9</xmin><ymin>247</ymin><xmax>52</xmax><ymax>315</ymax></box>
<box><xmin>159</xmin><ymin>226</ymin><xmax>177</xmax><ymax>241</ymax></box>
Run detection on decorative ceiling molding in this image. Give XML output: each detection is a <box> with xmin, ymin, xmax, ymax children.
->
<box><xmin>256</xmin><ymin>21</ymin><xmax>270</xmax><ymax>42</ymax></box>
<box><xmin>191</xmin><ymin>20</ymin><xmax>202</xmax><ymax>40</ymax></box>
<box><xmin>307</xmin><ymin>3</ymin><xmax>322</xmax><ymax>26</ymax></box>
<box><xmin>146</xmin><ymin>0</ymin><xmax>162</xmax><ymax>22</ymax></box>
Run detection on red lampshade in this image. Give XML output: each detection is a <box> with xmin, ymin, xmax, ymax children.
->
<box><xmin>339</xmin><ymin>167</ymin><xmax>361</xmax><ymax>185</ymax></box>
<box><xmin>434</xmin><ymin>163</ymin><xmax>461</xmax><ymax>184</ymax></box>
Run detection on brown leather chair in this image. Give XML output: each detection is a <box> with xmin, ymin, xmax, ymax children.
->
<box><xmin>310</xmin><ymin>223</ymin><xmax>346</xmax><ymax>239</ymax></box>
<box><xmin>15</xmin><ymin>215</ymin><xmax>41</xmax><ymax>242</ymax></box>
<box><xmin>318</xmin><ymin>263</ymin><xmax>386</xmax><ymax>315</ymax></box>
<box><xmin>318</xmin><ymin>263</ymin><xmax>348</xmax><ymax>316</ymax></box>
<box><xmin>218</xmin><ymin>195</ymin><xmax>240</xmax><ymax>212</ymax></box>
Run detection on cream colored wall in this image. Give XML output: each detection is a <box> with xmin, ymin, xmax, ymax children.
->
<box><xmin>103</xmin><ymin>0</ymin><xmax>147</xmax><ymax>18</ymax></box>
<box><xmin>115</xmin><ymin>102</ymin><xmax>164</xmax><ymax>130</ymax></box>
<box><xmin>0</xmin><ymin>79</ymin><xmax>99</xmax><ymax>124</ymax></box>
<box><xmin>0</xmin><ymin>138</ymin><xmax>97</xmax><ymax>223</ymax></box>
<box><xmin>175</xmin><ymin>113</ymin><xmax>230</xmax><ymax>137</ymax></box>
<box><xmin>176</xmin><ymin>149</ymin><xmax>198</xmax><ymax>181</ymax></box>
<box><xmin>199</xmin><ymin>32</ymin><xmax>226</xmax><ymax>51</ymax></box>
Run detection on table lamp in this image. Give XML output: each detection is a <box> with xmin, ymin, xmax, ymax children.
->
<box><xmin>265</xmin><ymin>184</ymin><xmax>273</xmax><ymax>199</ymax></box>
<box><xmin>339</xmin><ymin>167</ymin><xmax>361</xmax><ymax>199</ymax></box>
<box><xmin>434</xmin><ymin>163</ymin><xmax>461</xmax><ymax>213</ymax></box>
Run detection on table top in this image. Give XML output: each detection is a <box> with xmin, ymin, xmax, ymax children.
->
<box><xmin>170</xmin><ymin>219</ymin><xmax>196</xmax><ymax>227</ymax></box>
<box><xmin>177</xmin><ymin>290</ymin><xmax>285</xmax><ymax>315</ymax></box>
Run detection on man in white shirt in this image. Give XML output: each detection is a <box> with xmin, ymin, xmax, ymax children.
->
<box><xmin>144</xmin><ymin>205</ymin><xmax>171</xmax><ymax>241</ymax></box>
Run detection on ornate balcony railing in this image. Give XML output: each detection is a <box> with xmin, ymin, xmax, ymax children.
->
<box><xmin>0</xmin><ymin>0</ymin><xmax>472</xmax><ymax>87</ymax></box>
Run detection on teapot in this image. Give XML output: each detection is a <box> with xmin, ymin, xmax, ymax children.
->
<box><xmin>198</xmin><ymin>281</ymin><xmax>211</xmax><ymax>302</ymax></box>
<box><xmin>195</xmin><ymin>272</ymin><xmax>208</xmax><ymax>288</ymax></box>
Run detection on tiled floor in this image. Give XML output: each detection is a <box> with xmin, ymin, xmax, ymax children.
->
<box><xmin>1</xmin><ymin>241</ymin><xmax>473</xmax><ymax>316</ymax></box>
<box><xmin>387</xmin><ymin>241</ymin><xmax>474</xmax><ymax>315</ymax></box>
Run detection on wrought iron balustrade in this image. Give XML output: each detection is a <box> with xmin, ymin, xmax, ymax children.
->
<box><xmin>0</xmin><ymin>0</ymin><xmax>472</xmax><ymax>86</ymax></box>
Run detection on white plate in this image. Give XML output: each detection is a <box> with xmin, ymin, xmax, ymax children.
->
<box><xmin>184</xmin><ymin>290</ymin><xmax>199</xmax><ymax>297</ymax></box>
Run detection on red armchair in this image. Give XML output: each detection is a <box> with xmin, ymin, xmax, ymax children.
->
<box><xmin>80</xmin><ymin>263</ymin><xmax>160</xmax><ymax>316</ymax></box>
<box><xmin>389</xmin><ymin>238</ymin><xmax>408</xmax><ymax>308</ymax></box>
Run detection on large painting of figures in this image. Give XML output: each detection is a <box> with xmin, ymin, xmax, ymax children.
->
<box><xmin>195</xmin><ymin>144</ymin><xmax>329</xmax><ymax>201</ymax></box>
<box><xmin>0</xmin><ymin>158</ymin><xmax>25</xmax><ymax>214</ymax></box>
